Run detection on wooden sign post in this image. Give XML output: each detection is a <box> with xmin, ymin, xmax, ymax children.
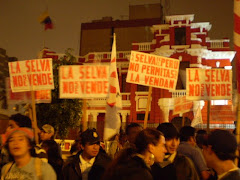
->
<box><xmin>144</xmin><ymin>87</ymin><xmax>152</xmax><ymax>129</ymax></box>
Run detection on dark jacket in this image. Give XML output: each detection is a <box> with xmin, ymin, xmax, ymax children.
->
<box><xmin>62</xmin><ymin>150</ymin><xmax>111</xmax><ymax>180</ymax></box>
<box><xmin>103</xmin><ymin>154</ymin><xmax>153</xmax><ymax>180</ymax></box>
<box><xmin>151</xmin><ymin>153</ymin><xmax>199</xmax><ymax>180</ymax></box>
<box><xmin>221</xmin><ymin>169</ymin><xmax>240</xmax><ymax>180</ymax></box>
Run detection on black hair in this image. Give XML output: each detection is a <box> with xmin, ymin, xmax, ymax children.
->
<box><xmin>204</xmin><ymin>129</ymin><xmax>237</xmax><ymax>161</ymax></box>
<box><xmin>126</xmin><ymin>123</ymin><xmax>142</xmax><ymax>135</ymax></box>
<box><xmin>179</xmin><ymin>126</ymin><xmax>195</xmax><ymax>142</ymax></box>
<box><xmin>196</xmin><ymin>129</ymin><xmax>207</xmax><ymax>149</ymax></box>
<box><xmin>135</xmin><ymin>128</ymin><xmax>163</xmax><ymax>154</ymax></box>
<box><xmin>157</xmin><ymin>123</ymin><xmax>179</xmax><ymax>140</ymax></box>
<box><xmin>9</xmin><ymin>113</ymin><xmax>32</xmax><ymax>128</ymax></box>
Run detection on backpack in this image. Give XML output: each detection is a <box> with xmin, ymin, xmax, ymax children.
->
<box><xmin>1</xmin><ymin>158</ymin><xmax>42</xmax><ymax>180</ymax></box>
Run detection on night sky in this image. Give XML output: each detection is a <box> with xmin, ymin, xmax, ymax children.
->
<box><xmin>0</xmin><ymin>0</ymin><xmax>234</xmax><ymax>60</ymax></box>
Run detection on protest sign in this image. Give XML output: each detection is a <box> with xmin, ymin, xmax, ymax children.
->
<box><xmin>8</xmin><ymin>58</ymin><xmax>54</xmax><ymax>92</ymax></box>
<box><xmin>173</xmin><ymin>96</ymin><xmax>193</xmax><ymax>115</ymax></box>
<box><xmin>126</xmin><ymin>51</ymin><xmax>180</xmax><ymax>90</ymax></box>
<box><xmin>6</xmin><ymin>77</ymin><xmax>51</xmax><ymax>104</ymax></box>
<box><xmin>186</xmin><ymin>68</ymin><xmax>232</xmax><ymax>100</ymax></box>
<box><xmin>59</xmin><ymin>65</ymin><xmax>109</xmax><ymax>98</ymax></box>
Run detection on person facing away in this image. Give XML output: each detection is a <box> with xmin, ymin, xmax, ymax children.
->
<box><xmin>62</xmin><ymin>128</ymin><xmax>111</xmax><ymax>180</ymax></box>
<box><xmin>151</xmin><ymin>123</ymin><xmax>199</xmax><ymax>180</ymax></box>
<box><xmin>1</xmin><ymin>127</ymin><xmax>56</xmax><ymax>180</ymax></box>
<box><xmin>124</xmin><ymin>123</ymin><xmax>143</xmax><ymax>148</ymax></box>
<box><xmin>177</xmin><ymin>126</ymin><xmax>210</xmax><ymax>180</ymax></box>
<box><xmin>41</xmin><ymin>140</ymin><xmax>64</xmax><ymax>180</ymax></box>
<box><xmin>38</xmin><ymin>124</ymin><xmax>61</xmax><ymax>159</ymax></box>
<box><xmin>102</xmin><ymin>128</ymin><xmax>167</xmax><ymax>180</ymax></box>
<box><xmin>202</xmin><ymin>129</ymin><xmax>240</xmax><ymax>180</ymax></box>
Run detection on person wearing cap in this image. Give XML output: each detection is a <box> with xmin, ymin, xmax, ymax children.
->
<box><xmin>63</xmin><ymin>128</ymin><xmax>111</xmax><ymax>180</ymax></box>
<box><xmin>40</xmin><ymin>124</ymin><xmax>55</xmax><ymax>141</ymax></box>
<box><xmin>151</xmin><ymin>123</ymin><xmax>199</xmax><ymax>180</ymax></box>
<box><xmin>1</xmin><ymin>127</ymin><xmax>56</xmax><ymax>180</ymax></box>
<box><xmin>177</xmin><ymin>126</ymin><xmax>210</xmax><ymax>180</ymax></box>
<box><xmin>202</xmin><ymin>129</ymin><xmax>240</xmax><ymax>180</ymax></box>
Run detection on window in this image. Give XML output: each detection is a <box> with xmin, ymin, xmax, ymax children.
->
<box><xmin>174</xmin><ymin>27</ymin><xmax>186</xmax><ymax>45</ymax></box>
<box><xmin>137</xmin><ymin>85</ymin><xmax>149</xmax><ymax>91</ymax></box>
<box><xmin>137</xmin><ymin>113</ymin><xmax>150</xmax><ymax>121</ymax></box>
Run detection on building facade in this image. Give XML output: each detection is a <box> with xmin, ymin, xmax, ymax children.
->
<box><xmin>42</xmin><ymin>14</ymin><xmax>236</xmax><ymax>137</ymax></box>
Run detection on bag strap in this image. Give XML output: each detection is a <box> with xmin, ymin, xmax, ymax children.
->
<box><xmin>1</xmin><ymin>162</ymin><xmax>13</xmax><ymax>180</ymax></box>
<box><xmin>35</xmin><ymin>158</ymin><xmax>42</xmax><ymax>180</ymax></box>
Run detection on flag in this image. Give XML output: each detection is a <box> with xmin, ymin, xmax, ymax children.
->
<box><xmin>104</xmin><ymin>33</ymin><xmax>122</xmax><ymax>141</ymax></box>
<box><xmin>191</xmin><ymin>105</ymin><xmax>203</xmax><ymax>127</ymax></box>
<box><xmin>234</xmin><ymin>0</ymin><xmax>240</xmax><ymax>93</ymax></box>
<box><xmin>39</xmin><ymin>11</ymin><xmax>53</xmax><ymax>30</ymax></box>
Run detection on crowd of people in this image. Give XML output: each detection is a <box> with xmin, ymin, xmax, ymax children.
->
<box><xmin>0</xmin><ymin>113</ymin><xmax>240</xmax><ymax>180</ymax></box>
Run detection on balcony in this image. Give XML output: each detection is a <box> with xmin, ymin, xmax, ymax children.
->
<box><xmin>87</xmin><ymin>92</ymin><xmax>131</xmax><ymax>107</ymax></box>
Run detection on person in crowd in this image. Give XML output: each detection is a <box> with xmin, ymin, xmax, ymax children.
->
<box><xmin>196</xmin><ymin>129</ymin><xmax>207</xmax><ymax>149</ymax></box>
<box><xmin>177</xmin><ymin>126</ymin><xmax>210</xmax><ymax>180</ymax></box>
<box><xmin>152</xmin><ymin>123</ymin><xmax>199</xmax><ymax>180</ymax></box>
<box><xmin>42</xmin><ymin>140</ymin><xmax>64</xmax><ymax>180</ymax></box>
<box><xmin>103</xmin><ymin>128</ymin><xmax>167</xmax><ymax>180</ymax></box>
<box><xmin>124</xmin><ymin>123</ymin><xmax>143</xmax><ymax>148</ymax></box>
<box><xmin>1</xmin><ymin>127</ymin><xmax>56</xmax><ymax>180</ymax></box>
<box><xmin>202</xmin><ymin>129</ymin><xmax>240</xmax><ymax>180</ymax></box>
<box><xmin>39</xmin><ymin>124</ymin><xmax>55</xmax><ymax>141</ymax></box>
<box><xmin>37</xmin><ymin>124</ymin><xmax>61</xmax><ymax>159</ymax></box>
<box><xmin>63</xmin><ymin>128</ymin><xmax>111</xmax><ymax>180</ymax></box>
<box><xmin>0</xmin><ymin>113</ymin><xmax>33</xmax><ymax>171</ymax></box>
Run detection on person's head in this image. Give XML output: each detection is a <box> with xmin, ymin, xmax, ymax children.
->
<box><xmin>80</xmin><ymin>128</ymin><xmax>100</xmax><ymax>159</ymax></box>
<box><xmin>126</xmin><ymin>123</ymin><xmax>143</xmax><ymax>144</ymax></box>
<box><xmin>5</xmin><ymin>127</ymin><xmax>35</xmax><ymax>159</ymax></box>
<box><xmin>40</xmin><ymin>124</ymin><xmax>55</xmax><ymax>141</ymax></box>
<box><xmin>202</xmin><ymin>129</ymin><xmax>237</xmax><ymax>168</ymax></box>
<box><xmin>196</xmin><ymin>129</ymin><xmax>207</xmax><ymax>149</ymax></box>
<box><xmin>135</xmin><ymin>128</ymin><xmax>167</xmax><ymax>163</ymax></box>
<box><xmin>157</xmin><ymin>123</ymin><xmax>180</xmax><ymax>154</ymax></box>
<box><xmin>179</xmin><ymin>126</ymin><xmax>196</xmax><ymax>146</ymax></box>
<box><xmin>7</xmin><ymin>113</ymin><xmax>32</xmax><ymax>132</ymax></box>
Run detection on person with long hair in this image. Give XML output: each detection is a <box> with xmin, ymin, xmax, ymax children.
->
<box><xmin>103</xmin><ymin>128</ymin><xmax>167</xmax><ymax>180</ymax></box>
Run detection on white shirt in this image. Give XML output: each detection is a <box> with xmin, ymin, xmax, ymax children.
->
<box><xmin>79</xmin><ymin>154</ymin><xmax>96</xmax><ymax>180</ymax></box>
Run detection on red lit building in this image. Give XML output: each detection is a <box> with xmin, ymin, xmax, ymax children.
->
<box><xmin>41</xmin><ymin>14</ymin><xmax>236</xmax><ymax>136</ymax></box>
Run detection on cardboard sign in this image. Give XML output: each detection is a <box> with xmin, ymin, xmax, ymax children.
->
<box><xmin>126</xmin><ymin>51</ymin><xmax>180</xmax><ymax>90</ymax></box>
<box><xmin>6</xmin><ymin>77</ymin><xmax>51</xmax><ymax>104</ymax></box>
<box><xmin>8</xmin><ymin>58</ymin><xmax>54</xmax><ymax>92</ymax></box>
<box><xmin>173</xmin><ymin>96</ymin><xmax>193</xmax><ymax>115</ymax></box>
<box><xmin>186</xmin><ymin>68</ymin><xmax>232</xmax><ymax>100</ymax></box>
<box><xmin>59</xmin><ymin>65</ymin><xmax>109</xmax><ymax>98</ymax></box>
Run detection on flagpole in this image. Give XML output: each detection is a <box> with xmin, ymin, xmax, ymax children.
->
<box><xmin>31</xmin><ymin>91</ymin><xmax>39</xmax><ymax>144</ymax></box>
<box><xmin>144</xmin><ymin>86</ymin><xmax>152</xmax><ymax>129</ymax></box>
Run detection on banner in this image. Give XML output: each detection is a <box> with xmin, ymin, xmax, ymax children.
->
<box><xmin>104</xmin><ymin>33</ymin><xmax>122</xmax><ymax>140</ymax></box>
<box><xmin>8</xmin><ymin>58</ymin><xmax>54</xmax><ymax>92</ymax></box>
<box><xmin>6</xmin><ymin>78</ymin><xmax>51</xmax><ymax>104</ymax></box>
<box><xmin>126</xmin><ymin>51</ymin><xmax>180</xmax><ymax>90</ymax></box>
<box><xmin>173</xmin><ymin>96</ymin><xmax>193</xmax><ymax>115</ymax></box>
<box><xmin>59</xmin><ymin>65</ymin><xmax>109</xmax><ymax>98</ymax></box>
<box><xmin>186</xmin><ymin>68</ymin><xmax>232</xmax><ymax>100</ymax></box>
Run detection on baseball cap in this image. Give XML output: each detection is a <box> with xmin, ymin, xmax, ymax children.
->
<box><xmin>5</xmin><ymin>127</ymin><xmax>34</xmax><ymax>143</ymax></box>
<box><xmin>41</xmin><ymin>124</ymin><xmax>54</xmax><ymax>134</ymax></box>
<box><xmin>80</xmin><ymin>128</ymin><xmax>100</xmax><ymax>145</ymax></box>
